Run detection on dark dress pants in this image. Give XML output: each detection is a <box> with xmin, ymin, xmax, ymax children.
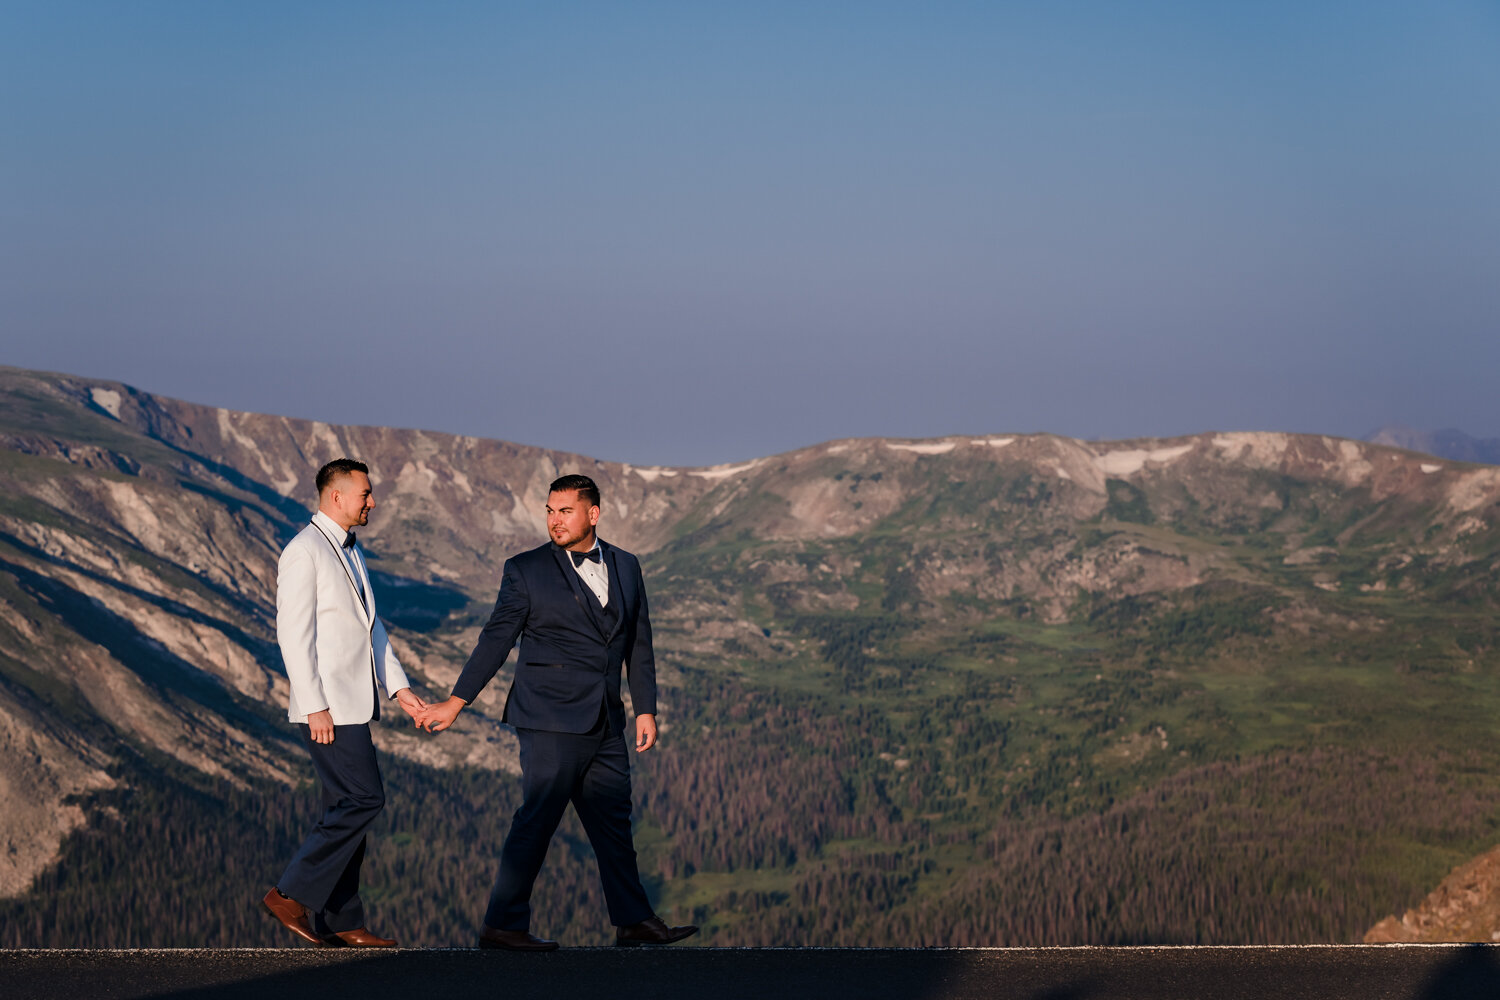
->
<box><xmin>485</xmin><ymin>714</ymin><xmax>653</xmax><ymax>931</ymax></box>
<box><xmin>277</xmin><ymin>723</ymin><xmax>385</xmax><ymax>934</ymax></box>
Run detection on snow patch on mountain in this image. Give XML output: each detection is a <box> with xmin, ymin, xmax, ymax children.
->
<box><xmin>627</xmin><ymin>466</ymin><xmax>678</xmax><ymax>482</ymax></box>
<box><xmin>1093</xmin><ymin>444</ymin><xmax>1194</xmax><ymax>477</ymax></box>
<box><xmin>886</xmin><ymin>441</ymin><xmax>958</xmax><ymax>455</ymax></box>
<box><xmin>690</xmin><ymin>459</ymin><xmax>763</xmax><ymax>480</ymax></box>
<box><xmin>89</xmin><ymin>388</ymin><xmax>122</xmax><ymax>419</ymax></box>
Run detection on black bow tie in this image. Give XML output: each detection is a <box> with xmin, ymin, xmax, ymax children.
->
<box><xmin>342</xmin><ymin>531</ymin><xmax>357</xmax><ymax>549</ymax></box>
<box><xmin>570</xmin><ymin>548</ymin><xmax>600</xmax><ymax>566</ymax></box>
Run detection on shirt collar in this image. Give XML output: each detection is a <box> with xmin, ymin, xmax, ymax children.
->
<box><xmin>559</xmin><ymin>537</ymin><xmax>603</xmax><ymax>561</ymax></box>
<box><xmin>311</xmin><ymin>510</ymin><xmax>352</xmax><ymax>548</ymax></box>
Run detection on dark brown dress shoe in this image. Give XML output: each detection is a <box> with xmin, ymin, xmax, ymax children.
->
<box><xmin>477</xmin><ymin>925</ymin><xmax>559</xmax><ymax>951</ymax></box>
<box><xmin>615</xmin><ymin>915</ymin><xmax>699</xmax><ymax>946</ymax></box>
<box><xmin>261</xmin><ymin>888</ymin><xmax>322</xmax><ymax>946</ymax></box>
<box><xmin>322</xmin><ymin>927</ymin><xmax>398</xmax><ymax>948</ymax></box>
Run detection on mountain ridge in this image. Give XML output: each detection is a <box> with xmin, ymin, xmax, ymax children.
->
<box><xmin>1365</xmin><ymin>425</ymin><xmax>1500</xmax><ymax>466</ymax></box>
<box><xmin>4</xmin><ymin>364</ymin><xmax>1500</xmax><ymax>944</ymax></box>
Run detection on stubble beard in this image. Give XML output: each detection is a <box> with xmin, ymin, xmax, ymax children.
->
<box><xmin>553</xmin><ymin>526</ymin><xmax>593</xmax><ymax>550</ymax></box>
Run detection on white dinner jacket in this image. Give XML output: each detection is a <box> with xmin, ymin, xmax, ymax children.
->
<box><xmin>276</xmin><ymin>511</ymin><xmax>410</xmax><ymax>725</ymax></box>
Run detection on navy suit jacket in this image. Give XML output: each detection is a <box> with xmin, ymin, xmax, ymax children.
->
<box><xmin>451</xmin><ymin>540</ymin><xmax>657</xmax><ymax>734</ymax></box>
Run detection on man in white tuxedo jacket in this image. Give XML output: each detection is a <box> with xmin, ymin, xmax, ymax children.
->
<box><xmin>261</xmin><ymin>458</ymin><xmax>426</xmax><ymax>947</ymax></box>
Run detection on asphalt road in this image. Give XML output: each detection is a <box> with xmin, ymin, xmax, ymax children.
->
<box><xmin>2</xmin><ymin>945</ymin><xmax>1498</xmax><ymax>1000</ymax></box>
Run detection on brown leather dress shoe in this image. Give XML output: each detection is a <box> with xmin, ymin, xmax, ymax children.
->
<box><xmin>615</xmin><ymin>915</ymin><xmax>699</xmax><ymax>946</ymax></box>
<box><xmin>477</xmin><ymin>925</ymin><xmax>559</xmax><ymax>951</ymax></box>
<box><xmin>322</xmin><ymin>927</ymin><xmax>398</xmax><ymax>948</ymax></box>
<box><xmin>261</xmin><ymin>888</ymin><xmax>322</xmax><ymax>946</ymax></box>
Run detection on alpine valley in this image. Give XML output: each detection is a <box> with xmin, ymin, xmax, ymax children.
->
<box><xmin>2</xmin><ymin>364</ymin><xmax>1499</xmax><ymax>947</ymax></box>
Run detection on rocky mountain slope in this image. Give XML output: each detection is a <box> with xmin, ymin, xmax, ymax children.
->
<box><xmin>1366</xmin><ymin>844</ymin><xmax>1500</xmax><ymax>943</ymax></box>
<box><xmin>4</xmin><ymin>364</ymin><xmax>1500</xmax><ymax>943</ymax></box>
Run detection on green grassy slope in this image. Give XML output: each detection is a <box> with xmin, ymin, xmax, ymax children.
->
<box><xmin>2</xmin><ymin>368</ymin><xmax>1499</xmax><ymax>945</ymax></box>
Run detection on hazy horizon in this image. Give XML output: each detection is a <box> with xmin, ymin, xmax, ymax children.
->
<box><xmin>5</xmin><ymin>1</ymin><xmax>1497</xmax><ymax>466</ymax></box>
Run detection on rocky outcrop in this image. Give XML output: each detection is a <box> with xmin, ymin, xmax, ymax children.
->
<box><xmin>0</xmin><ymin>687</ymin><xmax>114</xmax><ymax>897</ymax></box>
<box><xmin>1365</xmin><ymin>844</ymin><xmax>1500</xmax><ymax>943</ymax></box>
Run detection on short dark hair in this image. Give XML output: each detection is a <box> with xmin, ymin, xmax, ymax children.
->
<box><xmin>549</xmin><ymin>474</ymin><xmax>600</xmax><ymax>507</ymax></box>
<box><xmin>316</xmin><ymin>458</ymin><xmax>369</xmax><ymax>494</ymax></box>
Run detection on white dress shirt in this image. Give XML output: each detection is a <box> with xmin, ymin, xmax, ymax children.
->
<box><xmin>311</xmin><ymin>510</ymin><xmax>368</xmax><ymax>608</ymax></box>
<box><xmin>570</xmin><ymin>540</ymin><xmax>609</xmax><ymax>607</ymax></box>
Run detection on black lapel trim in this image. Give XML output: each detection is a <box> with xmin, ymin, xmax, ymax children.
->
<box><xmin>313</xmin><ymin>520</ymin><xmax>371</xmax><ymax>625</ymax></box>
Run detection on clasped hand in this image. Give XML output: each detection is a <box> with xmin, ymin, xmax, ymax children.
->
<box><xmin>311</xmin><ymin>687</ymin><xmax>429</xmax><ymax>745</ymax></box>
<box><xmin>403</xmin><ymin>697</ymin><xmax>659</xmax><ymax>751</ymax></box>
<box><xmin>395</xmin><ymin>689</ymin><xmax>462</xmax><ymax>732</ymax></box>
<box><xmin>395</xmin><ymin>687</ymin><xmax>428</xmax><ymax>721</ymax></box>
<box><xmin>411</xmin><ymin>695</ymin><xmax>466</xmax><ymax>733</ymax></box>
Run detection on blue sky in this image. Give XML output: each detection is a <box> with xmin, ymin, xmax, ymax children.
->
<box><xmin>4</xmin><ymin>1</ymin><xmax>1498</xmax><ymax>466</ymax></box>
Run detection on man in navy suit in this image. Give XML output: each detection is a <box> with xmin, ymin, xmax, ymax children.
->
<box><xmin>417</xmin><ymin>474</ymin><xmax>697</xmax><ymax>950</ymax></box>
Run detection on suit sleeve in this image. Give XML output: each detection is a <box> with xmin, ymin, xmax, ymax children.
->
<box><xmin>451</xmin><ymin>556</ymin><xmax>530</xmax><ymax>704</ymax></box>
<box><xmin>625</xmin><ymin>557</ymin><xmax>658</xmax><ymax>716</ymax></box>
<box><xmin>371</xmin><ymin>616</ymin><xmax>411</xmax><ymax>698</ymax></box>
<box><xmin>276</xmin><ymin>543</ymin><xmax>329</xmax><ymax>715</ymax></box>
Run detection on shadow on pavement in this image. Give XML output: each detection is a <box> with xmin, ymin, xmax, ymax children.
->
<box><xmin>16</xmin><ymin>945</ymin><xmax>1497</xmax><ymax>1000</ymax></box>
<box><xmin>1016</xmin><ymin>983</ymin><xmax>1100</xmax><ymax>1000</ymax></box>
<box><xmin>1415</xmin><ymin>944</ymin><xmax>1500</xmax><ymax>1000</ymax></box>
<box><xmin>139</xmin><ymin>949</ymin><xmax>1014</xmax><ymax>1000</ymax></box>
